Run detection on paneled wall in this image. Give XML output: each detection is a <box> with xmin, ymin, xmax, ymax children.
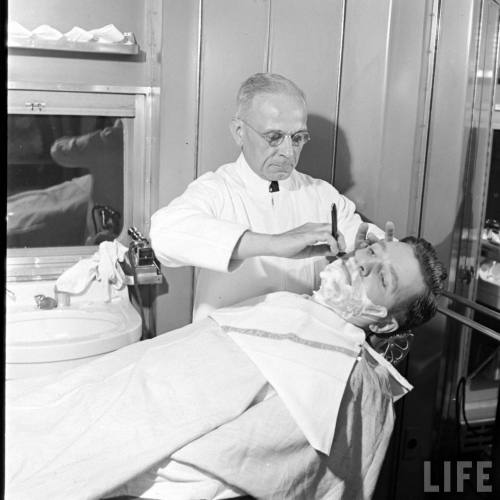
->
<box><xmin>197</xmin><ymin>0</ymin><xmax>344</xmax><ymax>180</ymax></box>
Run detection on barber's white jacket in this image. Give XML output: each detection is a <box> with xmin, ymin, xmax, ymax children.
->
<box><xmin>150</xmin><ymin>153</ymin><xmax>383</xmax><ymax>320</ymax></box>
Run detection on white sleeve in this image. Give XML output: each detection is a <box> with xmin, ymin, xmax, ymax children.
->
<box><xmin>150</xmin><ymin>173</ymin><xmax>248</xmax><ymax>272</ymax></box>
<box><xmin>331</xmin><ymin>188</ymin><xmax>385</xmax><ymax>251</ymax></box>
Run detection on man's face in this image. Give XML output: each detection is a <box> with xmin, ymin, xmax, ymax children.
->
<box><xmin>232</xmin><ymin>92</ymin><xmax>308</xmax><ymax>181</ymax></box>
<box><xmin>344</xmin><ymin>240</ymin><xmax>426</xmax><ymax>312</ymax></box>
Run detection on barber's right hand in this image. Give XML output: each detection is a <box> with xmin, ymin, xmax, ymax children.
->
<box><xmin>272</xmin><ymin>222</ymin><xmax>346</xmax><ymax>259</ymax></box>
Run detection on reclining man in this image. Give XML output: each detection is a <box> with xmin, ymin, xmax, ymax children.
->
<box><xmin>6</xmin><ymin>233</ymin><xmax>446</xmax><ymax>500</ymax></box>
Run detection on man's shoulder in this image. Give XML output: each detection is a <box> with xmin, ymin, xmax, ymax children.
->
<box><xmin>187</xmin><ymin>162</ymin><xmax>236</xmax><ymax>191</ymax></box>
<box><xmin>194</xmin><ymin>160</ymin><xmax>239</xmax><ymax>184</ymax></box>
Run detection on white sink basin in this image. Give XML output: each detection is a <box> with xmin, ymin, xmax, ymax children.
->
<box><xmin>6</xmin><ymin>280</ymin><xmax>142</xmax><ymax>379</ymax></box>
<box><xmin>11</xmin><ymin>311</ymin><xmax>121</xmax><ymax>342</ymax></box>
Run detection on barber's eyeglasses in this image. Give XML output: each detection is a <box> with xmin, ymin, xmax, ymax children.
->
<box><xmin>240</xmin><ymin>119</ymin><xmax>311</xmax><ymax>148</ymax></box>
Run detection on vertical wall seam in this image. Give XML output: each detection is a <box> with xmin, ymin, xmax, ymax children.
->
<box><xmin>194</xmin><ymin>0</ymin><xmax>203</xmax><ymax>180</ymax></box>
<box><xmin>265</xmin><ymin>0</ymin><xmax>273</xmax><ymax>71</ymax></box>
<box><xmin>191</xmin><ymin>0</ymin><xmax>204</xmax><ymax>316</ymax></box>
<box><xmin>331</xmin><ymin>0</ymin><xmax>347</xmax><ymax>186</ymax></box>
<box><xmin>374</xmin><ymin>0</ymin><xmax>394</xmax><ymax>218</ymax></box>
<box><xmin>413</xmin><ymin>0</ymin><xmax>442</xmax><ymax>237</ymax></box>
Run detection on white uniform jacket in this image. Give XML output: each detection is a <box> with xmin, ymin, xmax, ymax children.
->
<box><xmin>150</xmin><ymin>153</ymin><xmax>383</xmax><ymax>320</ymax></box>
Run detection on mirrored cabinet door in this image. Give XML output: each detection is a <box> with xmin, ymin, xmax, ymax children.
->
<box><xmin>8</xmin><ymin>114</ymin><xmax>124</xmax><ymax>248</ymax></box>
<box><xmin>7</xmin><ymin>89</ymin><xmax>136</xmax><ymax>250</ymax></box>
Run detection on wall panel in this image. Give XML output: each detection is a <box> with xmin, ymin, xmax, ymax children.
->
<box><xmin>197</xmin><ymin>0</ymin><xmax>270</xmax><ymax>176</ymax></box>
<box><xmin>336</xmin><ymin>0</ymin><xmax>431</xmax><ymax>233</ymax></box>
<box><xmin>270</xmin><ymin>0</ymin><xmax>344</xmax><ymax>182</ymax></box>
<box><xmin>335</xmin><ymin>0</ymin><xmax>391</xmax><ymax>221</ymax></box>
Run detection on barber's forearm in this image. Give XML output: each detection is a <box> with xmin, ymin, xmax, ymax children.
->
<box><xmin>231</xmin><ymin>222</ymin><xmax>339</xmax><ymax>261</ymax></box>
<box><xmin>231</xmin><ymin>230</ymin><xmax>275</xmax><ymax>260</ymax></box>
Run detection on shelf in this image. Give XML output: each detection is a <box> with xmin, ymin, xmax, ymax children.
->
<box><xmin>7</xmin><ymin>32</ymin><xmax>139</xmax><ymax>55</ymax></box>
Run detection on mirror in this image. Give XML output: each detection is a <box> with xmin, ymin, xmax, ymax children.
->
<box><xmin>7</xmin><ymin>114</ymin><xmax>124</xmax><ymax>248</ymax></box>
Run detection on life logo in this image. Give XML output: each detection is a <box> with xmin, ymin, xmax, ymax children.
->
<box><xmin>423</xmin><ymin>460</ymin><xmax>493</xmax><ymax>494</ymax></box>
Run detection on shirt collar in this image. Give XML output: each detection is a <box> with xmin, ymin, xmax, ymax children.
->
<box><xmin>235</xmin><ymin>153</ymin><xmax>296</xmax><ymax>192</ymax></box>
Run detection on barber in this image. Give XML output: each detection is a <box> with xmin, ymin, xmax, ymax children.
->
<box><xmin>150</xmin><ymin>72</ymin><xmax>388</xmax><ymax>320</ymax></box>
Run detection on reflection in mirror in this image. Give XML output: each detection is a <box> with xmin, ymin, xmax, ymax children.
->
<box><xmin>7</xmin><ymin>115</ymin><xmax>124</xmax><ymax>248</ymax></box>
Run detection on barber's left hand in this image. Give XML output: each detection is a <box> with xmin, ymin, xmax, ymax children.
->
<box><xmin>355</xmin><ymin>221</ymin><xmax>395</xmax><ymax>249</ymax></box>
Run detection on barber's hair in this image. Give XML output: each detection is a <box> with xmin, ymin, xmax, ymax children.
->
<box><xmin>235</xmin><ymin>73</ymin><xmax>307</xmax><ymax>119</ymax></box>
<box><xmin>392</xmin><ymin>236</ymin><xmax>447</xmax><ymax>332</ymax></box>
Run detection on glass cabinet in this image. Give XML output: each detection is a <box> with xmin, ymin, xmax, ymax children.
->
<box><xmin>6</xmin><ymin>85</ymin><xmax>155</xmax><ymax>280</ymax></box>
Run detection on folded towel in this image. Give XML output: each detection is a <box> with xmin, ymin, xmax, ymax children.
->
<box><xmin>90</xmin><ymin>24</ymin><xmax>124</xmax><ymax>43</ymax></box>
<box><xmin>8</xmin><ymin>20</ymin><xmax>32</xmax><ymax>39</ymax></box>
<box><xmin>64</xmin><ymin>26</ymin><xmax>96</xmax><ymax>42</ymax></box>
<box><xmin>31</xmin><ymin>24</ymin><xmax>63</xmax><ymax>41</ymax></box>
<box><xmin>56</xmin><ymin>240</ymin><xmax>128</xmax><ymax>301</ymax></box>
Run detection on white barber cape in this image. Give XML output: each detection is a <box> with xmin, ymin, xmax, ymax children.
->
<box><xmin>112</xmin><ymin>292</ymin><xmax>413</xmax><ymax>500</ymax></box>
<box><xmin>6</xmin><ymin>291</ymin><xmax>413</xmax><ymax>500</ymax></box>
<box><xmin>150</xmin><ymin>153</ymin><xmax>384</xmax><ymax>320</ymax></box>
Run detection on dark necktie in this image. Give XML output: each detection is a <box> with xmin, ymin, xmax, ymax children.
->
<box><xmin>269</xmin><ymin>180</ymin><xmax>279</xmax><ymax>193</ymax></box>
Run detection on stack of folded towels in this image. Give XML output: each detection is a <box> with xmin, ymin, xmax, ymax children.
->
<box><xmin>8</xmin><ymin>20</ymin><xmax>125</xmax><ymax>43</ymax></box>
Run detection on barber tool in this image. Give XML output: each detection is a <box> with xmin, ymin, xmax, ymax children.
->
<box><xmin>125</xmin><ymin>227</ymin><xmax>162</xmax><ymax>284</ymax></box>
<box><xmin>331</xmin><ymin>203</ymin><xmax>346</xmax><ymax>257</ymax></box>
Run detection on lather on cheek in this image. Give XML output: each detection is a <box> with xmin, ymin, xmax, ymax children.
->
<box><xmin>312</xmin><ymin>259</ymin><xmax>387</xmax><ymax>323</ymax></box>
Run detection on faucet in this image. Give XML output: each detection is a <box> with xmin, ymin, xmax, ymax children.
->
<box><xmin>54</xmin><ymin>287</ymin><xmax>71</xmax><ymax>307</ymax></box>
<box><xmin>34</xmin><ymin>288</ymin><xmax>71</xmax><ymax>309</ymax></box>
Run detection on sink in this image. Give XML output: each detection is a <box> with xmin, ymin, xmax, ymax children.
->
<box><xmin>11</xmin><ymin>311</ymin><xmax>120</xmax><ymax>342</ymax></box>
<box><xmin>6</xmin><ymin>279</ymin><xmax>142</xmax><ymax>379</ymax></box>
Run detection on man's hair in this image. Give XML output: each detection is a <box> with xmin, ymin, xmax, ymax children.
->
<box><xmin>235</xmin><ymin>73</ymin><xmax>307</xmax><ymax>119</ymax></box>
<box><xmin>392</xmin><ymin>236</ymin><xmax>447</xmax><ymax>332</ymax></box>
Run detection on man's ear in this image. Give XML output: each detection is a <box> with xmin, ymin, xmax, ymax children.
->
<box><xmin>368</xmin><ymin>315</ymin><xmax>399</xmax><ymax>335</ymax></box>
<box><xmin>230</xmin><ymin>118</ymin><xmax>243</xmax><ymax>147</ymax></box>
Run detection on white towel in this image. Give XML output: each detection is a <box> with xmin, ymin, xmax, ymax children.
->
<box><xmin>64</xmin><ymin>26</ymin><xmax>96</xmax><ymax>42</ymax></box>
<box><xmin>8</xmin><ymin>20</ymin><xmax>32</xmax><ymax>39</ymax></box>
<box><xmin>210</xmin><ymin>291</ymin><xmax>366</xmax><ymax>454</ymax></box>
<box><xmin>89</xmin><ymin>24</ymin><xmax>124</xmax><ymax>43</ymax></box>
<box><xmin>97</xmin><ymin>240</ymin><xmax>128</xmax><ymax>300</ymax></box>
<box><xmin>55</xmin><ymin>240</ymin><xmax>128</xmax><ymax>301</ymax></box>
<box><xmin>55</xmin><ymin>258</ymin><xmax>98</xmax><ymax>295</ymax></box>
<box><xmin>211</xmin><ymin>291</ymin><xmax>412</xmax><ymax>454</ymax></box>
<box><xmin>31</xmin><ymin>24</ymin><xmax>63</xmax><ymax>41</ymax></box>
